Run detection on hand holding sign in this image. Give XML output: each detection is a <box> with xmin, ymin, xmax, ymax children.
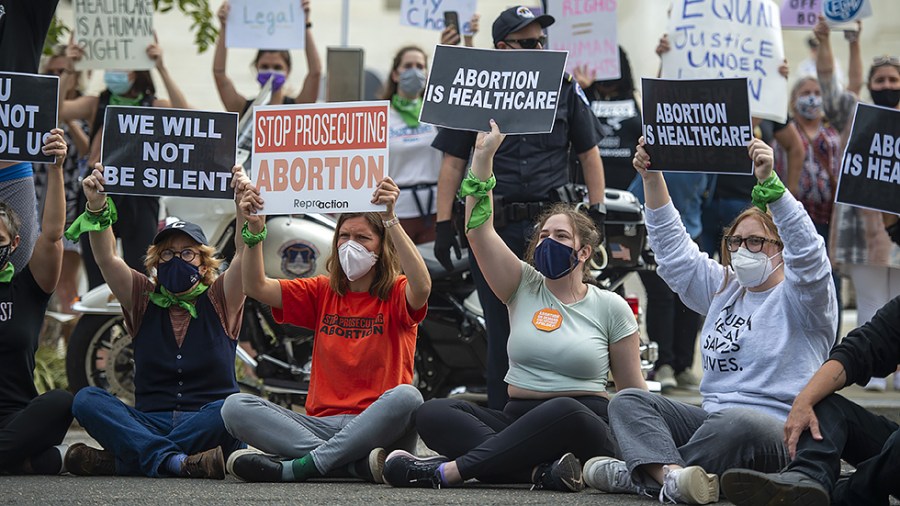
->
<box><xmin>749</xmin><ymin>138</ymin><xmax>774</xmax><ymax>182</ymax></box>
<box><xmin>42</xmin><ymin>128</ymin><xmax>68</xmax><ymax>168</ymax></box>
<box><xmin>82</xmin><ymin>164</ymin><xmax>108</xmax><ymax>211</ymax></box>
<box><xmin>239</xmin><ymin>180</ymin><xmax>265</xmax><ymax>231</ymax></box>
<box><xmin>473</xmin><ymin>119</ymin><xmax>506</xmax><ymax>163</ymax></box>
<box><xmin>371</xmin><ymin>177</ymin><xmax>400</xmax><ymax>221</ymax></box>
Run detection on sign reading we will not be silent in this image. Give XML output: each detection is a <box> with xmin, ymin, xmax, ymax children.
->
<box><xmin>400</xmin><ymin>0</ymin><xmax>478</xmax><ymax>36</ymax></box>
<box><xmin>226</xmin><ymin>0</ymin><xmax>306</xmax><ymax>50</ymax></box>
<box><xmin>251</xmin><ymin>101</ymin><xmax>390</xmax><ymax>215</ymax></box>
<box><xmin>101</xmin><ymin>107</ymin><xmax>238</xmax><ymax>199</ymax></box>
<box><xmin>641</xmin><ymin>78</ymin><xmax>754</xmax><ymax>175</ymax></box>
<box><xmin>835</xmin><ymin>104</ymin><xmax>900</xmax><ymax>215</ymax></box>
<box><xmin>420</xmin><ymin>45</ymin><xmax>567</xmax><ymax>134</ymax></box>
<box><xmin>74</xmin><ymin>0</ymin><xmax>155</xmax><ymax>70</ymax></box>
<box><xmin>0</xmin><ymin>72</ymin><xmax>58</xmax><ymax>164</ymax></box>
<box><xmin>547</xmin><ymin>0</ymin><xmax>619</xmax><ymax>81</ymax></box>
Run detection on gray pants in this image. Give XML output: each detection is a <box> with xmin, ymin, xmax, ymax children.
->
<box><xmin>221</xmin><ymin>384</ymin><xmax>423</xmax><ymax>474</ymax></box>
<box><xmin>609</xmin><ymin>388</ymin><xmax>788</xmax><ymax>490</ymax></box>
<box><xmin>0</xmin><ymin>176</ymin><xmax>37</xmax><ymax>271</ymax></box>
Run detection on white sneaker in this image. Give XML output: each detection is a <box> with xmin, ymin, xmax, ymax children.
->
<box><xmin>583</xmin><ymin>457</ymin><xmax>646</xmax><ymax>495</ymax></box>
<box><xmin>659</xmin><ymin>465</ymin><xmax>719</xmax><ymax>504</ymax></box>
<box><xmin>655</xmin><ymin>365</ymin><xmax>677</xmax><ymax>391</ymax></box>
<box><xmin>865</xmin><ymin>377</ymin><xmax>887</xmax><ymax>391</ymax></box>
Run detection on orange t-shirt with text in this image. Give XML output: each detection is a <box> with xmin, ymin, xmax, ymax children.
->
<box><xmin>272</xmin><ymin>275</ymin><xmax>426</xmax><ymax>417</ymax></box>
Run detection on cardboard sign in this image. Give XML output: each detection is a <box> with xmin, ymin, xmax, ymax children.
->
<box><xmin>101</xmin><ymin>107</ymin><xmax>238</xmax><ymax>199</ymax></box>
<box><xmin>226</xmin><ymin>0</ymin><xmax>306</xmax><ymax>49</ymax></box>
<box><xmin>74</xmin><ymin>0</ymin><xmax>155</xmax><ymax>70</ymax></box>
<box><xmin>641</xmin><ymin>78</ymin><xmax>753</xmax><ymax>175</ymax></box>
<box><xmin>781</xmin><ymin>0</ymin><xmax>819</xmax><ymax>29</ymax></box>
<box><xmin>0</xmin><ymin>72</ymin><xmax>59</xmax><ymax>164</ymax></box>
<box><xmin>251</xmin><ymin>101</ymin><xmax>390</xmax><ymax>215</ymax></box>
<box><xmin>661</xmin><ymin>0</ymin><xmax>787</xmax><ymax>123</ymax></box>
<box><xmin>399</xmin><ymin>0</ymin><xmax>478</xmax><ymax>36</ymax></box>
<box><xmin>420</xmin><ymin>45</ymin><xmax>567</xmax><ymax>134</ymax></box>
<box><xmin>834</xmin><ymin>104</ymin><xmax>900</xmax><ymax>215</ymax></box>
<box><xmin>547</xmin><ymin>0</ymin><xmax>619</xmax><ymax>81</ymax></box>
<box><xmin>823</xmin><ymin>0</ymin><xmax>872</xmax><ymax>23</ymax></box>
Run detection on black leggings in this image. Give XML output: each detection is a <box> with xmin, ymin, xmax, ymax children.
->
<box><xmin>415</xmin><ymin>396</ymin><xmax>617</xmax><ymax>483</ymax></box>
<box><xmin>0</xmin><ymin>390</ymin><xmax>73</xmax><ymax>473</ymax></box>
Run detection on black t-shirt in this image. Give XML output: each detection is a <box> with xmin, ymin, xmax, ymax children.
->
<box><xmin>0</xmin><ymin>266</ymin><xmax>51</xmax><ymax>417</ymax></box>
<box><xmin>431</xmin><ymin>76</ymin><xmax>600</xmax><ymax>203</ymax></box>
<box><xmin>590</xmin><ymin>96</ymin><xmax>642</xmax><ymax>191</ymax></box>
<box><xmin>0</xmin><ymin>0</ymin><xmax>59</xmax><ymax>73</ymax></box>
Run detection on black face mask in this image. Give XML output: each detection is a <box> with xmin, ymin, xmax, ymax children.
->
<box><xmin>0</xmin><ymin>243</ymin><xmax>10</xmax><ymax>270</ymax></box>
<box><xmin>871</xmin><ymin>88</ymin><xmax>900</xmax><ymax>108</ymax></box>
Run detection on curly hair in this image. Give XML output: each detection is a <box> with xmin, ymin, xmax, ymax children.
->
<box><xmin>143</xmin><ymin>237</ymin><xmax>221</xmax><ymax>287</ymax></box>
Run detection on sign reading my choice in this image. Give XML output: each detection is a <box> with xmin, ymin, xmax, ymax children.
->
<box><xmin>400</xmin><ymin>0</ymin><xmax>477</xmax><ymax>36</ymax></box>
<box><xmin>74</xmin><ymin>0</ymin><xmax>155</xmax><ymax>70</ymax></box>
<box><xmin>835</xmin><ymin>103</ymin><xmax>900</xmax><ymax>215</ymax></box>
<box><xmin>641</xmin><ymin>77</ymin><xmax>753</xmax><ymax>175</ymax></box>
<box><xmin>251</xmin><ymin>101</ymin><xmax>390</xmax><ymax>215</ymax></box>
<box><xmin>0</xmin><ymin>72</ymin><xmax>58</xmax><ymax>164</ymax></box>
<box><xmin>101</xmin><ymin>106</ymin><xmax>238</xmax><ymax>199</ymax></box>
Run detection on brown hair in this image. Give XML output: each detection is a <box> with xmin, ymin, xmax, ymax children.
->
<box><xmin>717</xmin><ymin>206</ymin><xmax>784</xmax><ymax>289</ymax></box>
<box><xmin>253</xmin><ymin>50</ymin><xmax>292</xmax><ymax>73</ymax></box>
<box><xmin>144</xmin><ymin>237</ymin><xmax>221</xmax><ymax>286</ymax></box>
<box><xmin>325</xmin><ymin>213</ymin><xmax>400</xmax><ymax>300</ymax></box>
<box><xmin>380</xmin><ymin>46</ymin><xmax>428</xmax><ymax>100</ymax></box>
<box><xmin>524</xmin><ymin>203</ymin><xmax>601</xmax><ymax>282</ymax></box>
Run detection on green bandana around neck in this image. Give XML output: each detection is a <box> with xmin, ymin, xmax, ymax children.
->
<box><xmin>391</xmin><ymin>95</ymin><xmax>423</xmax><ymax>128</ymax></box>
<box><xmin>147</xmin><ymin>283</ymin><xmax>209</xmax><ymax>319</ymax></box>
<box><xmin>0</xmin><ymin>262</ymin><xmax>14</xmax><ymax>283</ymax></box>
<box><xmin>109</xmin><ymin>93</ymin><xmax>145</xmax><ymax>107</ymax></box>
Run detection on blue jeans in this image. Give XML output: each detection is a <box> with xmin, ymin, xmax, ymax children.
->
<box><xmin>72</xmin><ymin>387</ymin><xmax>242</xmax><ymax>477</ymax></box>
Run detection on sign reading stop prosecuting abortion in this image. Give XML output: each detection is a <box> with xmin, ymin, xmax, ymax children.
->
<box><xmin>251</xmin><ymin>101</ymin><xmax>390</xmax><ymax>215</ymax></box>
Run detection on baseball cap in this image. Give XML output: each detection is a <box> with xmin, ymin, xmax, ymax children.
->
<box><xmin>492</xmin><ymin>6</ymin><xmax>555</xmax><ymax>46</ymax></box>
<box><xmin>153</xmin><ymin>220</ymin><xmax>209</xmax><ymax>246</ymax></box>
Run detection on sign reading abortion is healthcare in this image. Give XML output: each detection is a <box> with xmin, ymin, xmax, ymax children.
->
<box><xmin>0</xmin><ymin>72</ymin><xmax>58</xmax><ymax>164</ymax></box>
<box><xmin>420</xmin><ymin>45</ymin><xmax>567</xmax><ymax>134</ymax></box>
<box><xmin>641</xmin><ymin>78</ymin><xmax>753</xmax><ymax>174</ymax></box>
<box><xmin>835</xmin><ymin>103</ymin><xmax>900</xmax><ymax>215</ymax></box>
<box><xmin>101</xmin><ymin>107</ymin><xmax>238</xmax><ymax>199</ymax></box>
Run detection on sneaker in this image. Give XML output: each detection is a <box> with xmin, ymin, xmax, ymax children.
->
<box><xmin>583</xmin><ymin>457</ymin><xmax>645</xmax><ymax>495</ymax></box>
<box><xmin>655</xmin><ymin>365</ymin><xmax>678</xmax><ymax>391</ymax></box>
<box><xmin>64</xmin><ymin>443</ymin><xmax>116</xmax><ymax>476</ymax></box>
<box><xmin>348</xmin><ymin>448</ymin><xmax>386</xmax><ymax>484</ymax></box>
<box><xmin>531</xmin><ymin>453</ymin><xmax>584</xmax><ymax>492</ymax></box>
<box><xmin>182</xmin><ymin>446</ymin><xmax>225</xmax><ymax>480</ymax></box>
<box><xmin>659</xmin><ymin>465</ymin><xmax>719</xmax><ymax>504</ymax></box>
<box><xmin>226</xmin><ymin>449</ymin><xmax>283</xmax><ymax>482</ymax></box>
<box><xmin>382</xmin><ymin>450</ymin><xmax>448</xmax><ymax>488</ymax></box>
<box><xmin>864</xmin><ymin>377</ymin><xmax>887</xmax><ymax>391</ymax></box>
<box><xmin>721</xmin><ymin>469</ymin><xmax>829</xmax><ymax>506</ymax></box>
<box><xmin>675</xmin><ymin>370</ymin><xmax>700</xmax><ymax>389</ymax></box>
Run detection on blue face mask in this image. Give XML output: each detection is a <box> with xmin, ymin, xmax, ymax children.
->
<box><xmin>156</xmin><ymin>257</ymin><xmax>201</xmax><ymax>293</ymax></box>
<box><xmin>533</xmin><ymin>238</ymin><xmax>580</xmax><ymax>280</ymax></box>
<box><xmin>104</xmin><ymin>71</ymin><xmax>133</xmax><ymax>95</ymax></box>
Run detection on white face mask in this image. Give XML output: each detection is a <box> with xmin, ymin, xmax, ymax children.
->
<box><xmin>338</xmin><ymin>240</ymin><xmax>378</xmax><ymax>282</ymax></box>
<box><xmin>730</xmin><ymin>247</ymin><xmax>783</xmax><ymax>288</ymax></box>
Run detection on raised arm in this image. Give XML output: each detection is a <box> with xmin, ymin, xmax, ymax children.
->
<box><xmin>221</xmin><ymin>165</ymin><xmax>248</xmax><ymax>329</ymax></box>
<box><xmin>773</xmin><ymin>123</ymin><xmax>805</xmax><ymax>195</ymax></box>
<box><xmin>633</xmin><ymin>136</ymin><xmax>671</xmax><ymax>210</ymax></box>
<box><xmin>29</xmin><ymin>130</ymin><xmax>68</xmax><ymax>293</ymax></box>
<box><xmin>294</xmin><ymin>0</ymin><xmax>322</xmax><ymax>104</ymax></box>
<box><xmin>239</xmin><ymin>183</ymin><xmax>283</xmax><ymax>308</ymax></box>
<box><xmin>846</xmin><ymin>21</ymin><xmax>863</xmax><ymax>96</ymax></box>
<box><xmin>212</xmin><ymin>1</ymin><xmax>248</xmax><ymax>113</ymax></box>
<box><xmin>59</xmin><ymin>41</ymin><xmax>98</xmax><ymax>123</ymax></box>
<box><xmin>149</xmin><ymin>35</ymin><xmax>189</xmax><ymax>109</ymax></box>
<box><xmin>463</xmin><ymin>14</ymin><xmax>480</xmax><ymax>47</ymax></box>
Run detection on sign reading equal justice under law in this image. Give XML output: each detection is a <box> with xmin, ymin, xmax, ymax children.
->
<box><xmin>835</xmin><ymin>103</ymin><xmax>900</xmax><ymax>215</ymax></box>
<box><xmin>0</xmin><ymin>72</ymin><xmax>59</xmax><ymax>164</ymax></box>
<box><xmin>251</xmin><ymin>101</ymin><xmax>390</xmax><ymax>215</ymax></box>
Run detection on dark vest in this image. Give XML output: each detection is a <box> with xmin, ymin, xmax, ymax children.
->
<box><xmin>133</xmin><ymin>291</ymin><xmax>238</xmax><ymax>413</ymax></box>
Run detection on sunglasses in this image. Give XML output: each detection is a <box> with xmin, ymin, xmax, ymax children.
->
<box><xmin>723</xmin><ymin>235</ymin><xmax>782</xmax><ymax>254</ymax></box>
<box><xmin>503</xmin><ymin>36</ymin><xmax>546</xmax><ymax>49</ymax></box>
<box><xmin>872</xmin><ymin>55</ymin><xmax>900</xmax><ymax>67</ymax></box>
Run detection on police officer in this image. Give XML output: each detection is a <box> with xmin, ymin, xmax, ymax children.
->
<box><xmin>432</xmin><ymin>5</ymin><xmax>607</xmax><ymax>409</ymax></box>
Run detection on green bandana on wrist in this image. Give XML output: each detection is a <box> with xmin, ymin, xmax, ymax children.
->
<box><xmin>751</xmin><ymin>172</ymin><xmax>786</xmax><ymax>211</ymax></box>
<box><xmin>458</xmin><ymin>171</ymin><xmax>497</xmax><ymax>231</ymax></box>
<box><xmin>391</xmin><ymin>95</ymin><xmax>423</xmax><ymax>128</ymax></box>
<box><xmin>0</xmin><ymin>262</ymin><xmax>14</xmax><ymax>283</ymax></box>
<box><xmin>64</xmin><ymin>198</ymin><xmax>118</xmax><ymax>241</ymax></box>
<box><xmin>147</xmin><ymin>283</ymin><xmax>209</xmax><ymax>319</ymax></box>
<box><xmin>241</xmin><ymin>222</ymin><xmax>267</xmax><ymax>248</ymax></box>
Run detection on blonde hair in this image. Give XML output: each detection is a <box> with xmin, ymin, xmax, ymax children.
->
<box><xmin>524</xmin><ymin>203</ymin><xmax>601</xmax><ymax>282</ymax></box>
<box><xmin>144</xmin><ymin>238</ymin><xmax>221</xmax><ymax>286</ymax></box>
<box><xmin>326</xmin><ymin>213</ymin><xmax>400</xmax><ymax>300</ymax></box>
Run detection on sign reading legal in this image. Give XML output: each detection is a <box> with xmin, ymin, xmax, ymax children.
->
<box><xmin>641</xmin><ymin>77</ymin><xmax>753</xmax><ymax>174</ymax></box>
<box><xmin>101</xmin><ymin>107</ymin><xmax>238</xmax><ymax>198</ymax></box>
<box><xmin>835</xmin><ymin>103</ymin><xmax>900</xmax><ymax>215</ymax></box>
<box><xmin>226</xmin><ymin>0</ymin><xmax>306</xmax><ymax>49</ymax></box>
<box><xmin>420</xmin><ymin>45</ymin><xmax>567</xmax><ymax>134</ymax></box>
<box><xmin>74</xmin><ymin>0</ymin><xmax>155</xmax><ymax>70</ymax></box>
<box><xmin>547</xmin><ymin>0</ymin><xmax>619</xmax><ymax>81</ymax></box>
<box><xmin>251</xmin><ymin>101</ymin><xmax>390</xmax><ymax>215</ymax></box>
<box><xmin>400</xmin><ymin>0</ymin><xmax>478</xmax><ymax>36</ymax></box>
<box><xmin>0</xmin><ymin>72</ymin><xmax>59</xmax><ymax>164</ymax></box>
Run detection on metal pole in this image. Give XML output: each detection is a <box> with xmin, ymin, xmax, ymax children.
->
<box><xmin>341</xmin><ymin>0</ymin><xmax>350</xmax><ymax>47</ymax></box>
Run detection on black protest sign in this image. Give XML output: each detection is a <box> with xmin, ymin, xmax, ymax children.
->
<box><xmin>835</xmin><ymin>103</ymin><xmax>900</xmax><ymax>215</ymax></box>
<box><xmin>101</xmin><ymin>107</ymin><xmax>238</xmax><ymax>199</ymax></box>
<box><xmin>0</xmin><ymin>72</ymin><xmax>59</xmax><ymax>164</ymax></box>
<box><xmin>420</xmin><ymin>45</ymin><xmax>567</xmax><ymax>134</ymax></box>
<box><xmin>641</xmin><ymin>78</ymin><xmax>753</xmax><ymax>174</ymax></box>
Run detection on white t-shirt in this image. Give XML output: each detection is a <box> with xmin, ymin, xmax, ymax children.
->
<box><xmin>387</xmin><ymin>107</ymin><xmax>442</xmax><ymax>219</ymax></box>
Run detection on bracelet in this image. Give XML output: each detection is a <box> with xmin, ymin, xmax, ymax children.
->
<box><xmin>241</xmin><ymin>221</ymin><xmax>267</xmax><ymax>248</ymax></box>
<box><xmin>383</xmin><ymin>215</ymin><xmax>400</xmax><ymax>228</ymax></box>
<box><xmin>64</xmin><ymin>197</ymin><xmax>118</xmax><ymax>241</ymax></box>
<box><xmin>305</xmin><ymin>21</ymin><xmax>312</xmax><ymax>28</ymax></box>
<box><xmin>85</xmin><ymin>200</ymin><xmax>108</xmax><ymax>215</ymax></box>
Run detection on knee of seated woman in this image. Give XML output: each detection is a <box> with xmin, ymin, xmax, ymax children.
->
<box><xmin>382</xmin><ymin>384</ymin><xmax>424</xmax><ymax>413</ymax></box>
<box><xmin>609</xmin><ymin>388</ymin><xmax>655</xmax><ymax>412</ymax></box>
<box><xmin>220</xmin><ymin>393</ymin><xmax>262</xmax><ymax>427</ymax></box>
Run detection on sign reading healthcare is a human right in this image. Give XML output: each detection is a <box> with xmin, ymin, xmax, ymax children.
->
<box><xmin>251</xmin><ymin>101</ymin><xmax>390</xmax><ymax>215</ymax></box>
<box><xmin>835</xmin><ymin>103</ymin><xmax>900</xmax><ymax>215</ymax></box>
<box><xmin>74</xmin><ymin>0</ymin><xmax>155</xmax><ymax>70</ymax></box>
<box><xmin>641</xmin><ymin>77</ymin><xmax>753</xmax><ymax>174</ymax></box>
<box><xmin>420</xmin><ymin>45</ymin><xmax>567</xmax><ymax>134</ymax></box>
<box><xmin>0</xmin><ymin>72</ymin><xmax>58</xmax><ymax>164</ymax></box>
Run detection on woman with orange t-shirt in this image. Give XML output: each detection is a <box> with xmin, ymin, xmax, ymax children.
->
<box><xmin>220</xmin><ymin>176</ymin><xmax>431</xmax><ymax>483</ymax></box>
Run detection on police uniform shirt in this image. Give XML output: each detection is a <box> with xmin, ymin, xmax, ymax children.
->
<box><xmin>432</xmin><ymin>76</ymin><xmax>600</xmax><ymax>203</ymax></box>
<box><xmin>0</xmin><ymin>0</ymin><xmax>60</xmax><ymax>73</ymax></box>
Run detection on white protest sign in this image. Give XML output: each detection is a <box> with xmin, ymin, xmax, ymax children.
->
<box><xmin>226</xmin><ymin>0</ymin><xmax>306</xmax><ymax>49</ymax></box>
<box><xmin>400</xmin><ymin>0</ymin><xmax>478</xmax><ymax>36</ymax></box>
<box><xmin>74</xmin><ymin>0</ymin><xmax>155</xmax><ymax>70</ymax></box>
<box><xmin>251</xmin><ymin>101</ymin><xmax>390</xmax><ymax>215</ymax></box>
<box><xmin>823</xmin><ymin>0</ymin><xmax>872</xmax><ymax>24</ymax></box>
<box><xmin>547</xmin><ymin>0</ymin><xmax>619</xmax><ymax>81</ymax></box>
<box><xmin>661</xmin><ymin>0</ymin><xmax>787</xmax><ymax>123</ymax></box>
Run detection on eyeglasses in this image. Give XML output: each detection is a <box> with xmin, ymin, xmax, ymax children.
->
<box><xmin>160</xmin><ymin>248</ymin><xmax>199</xmax><ymax>263</ymax></box>
<box><xmin>723</xmin><ymin>235</ymin><xmax>782</xmax><ymax>253</ymax></box>
<box><xmin>503</xmin><ymin>36</ymin><xmax>546</xmax><ymax>49</ymax></box>
<box><xmin>44</xmin><ymin>68</ymin><xmax>68</xmax><ymax>76</ymax></box>
<box><xmin>873</xmin><ymin>55</ymin><xmax>900</xmax><ymax>67</ymax></box>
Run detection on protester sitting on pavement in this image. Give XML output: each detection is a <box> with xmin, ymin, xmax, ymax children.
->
<box><xmin>64</xmin><ymin>165</ymin><xmax>250</xmax><ymax>479</ymax></box>
<box><xmin>0</xmin><ymin>132</ymin><xmax>74</xmax><ymax>475</ymax></box>
<box><xmin>583</xmin><ymin>138</ymin><xmax>837</xmax><ymax>504</ymax></box>
<box><xmin>221</xmin><ymin>177</ymin><xmax>430</xmax><ymax>484</ymax></box>
<box><xmin>382</xmin><ymin>120</ymin><xmax>647</xmax><ymax>492</ymax></box>
<box><xmin>213</xmin><ymin>0</ymin><xmax>321</xmax><ymax>115</ymax></box>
